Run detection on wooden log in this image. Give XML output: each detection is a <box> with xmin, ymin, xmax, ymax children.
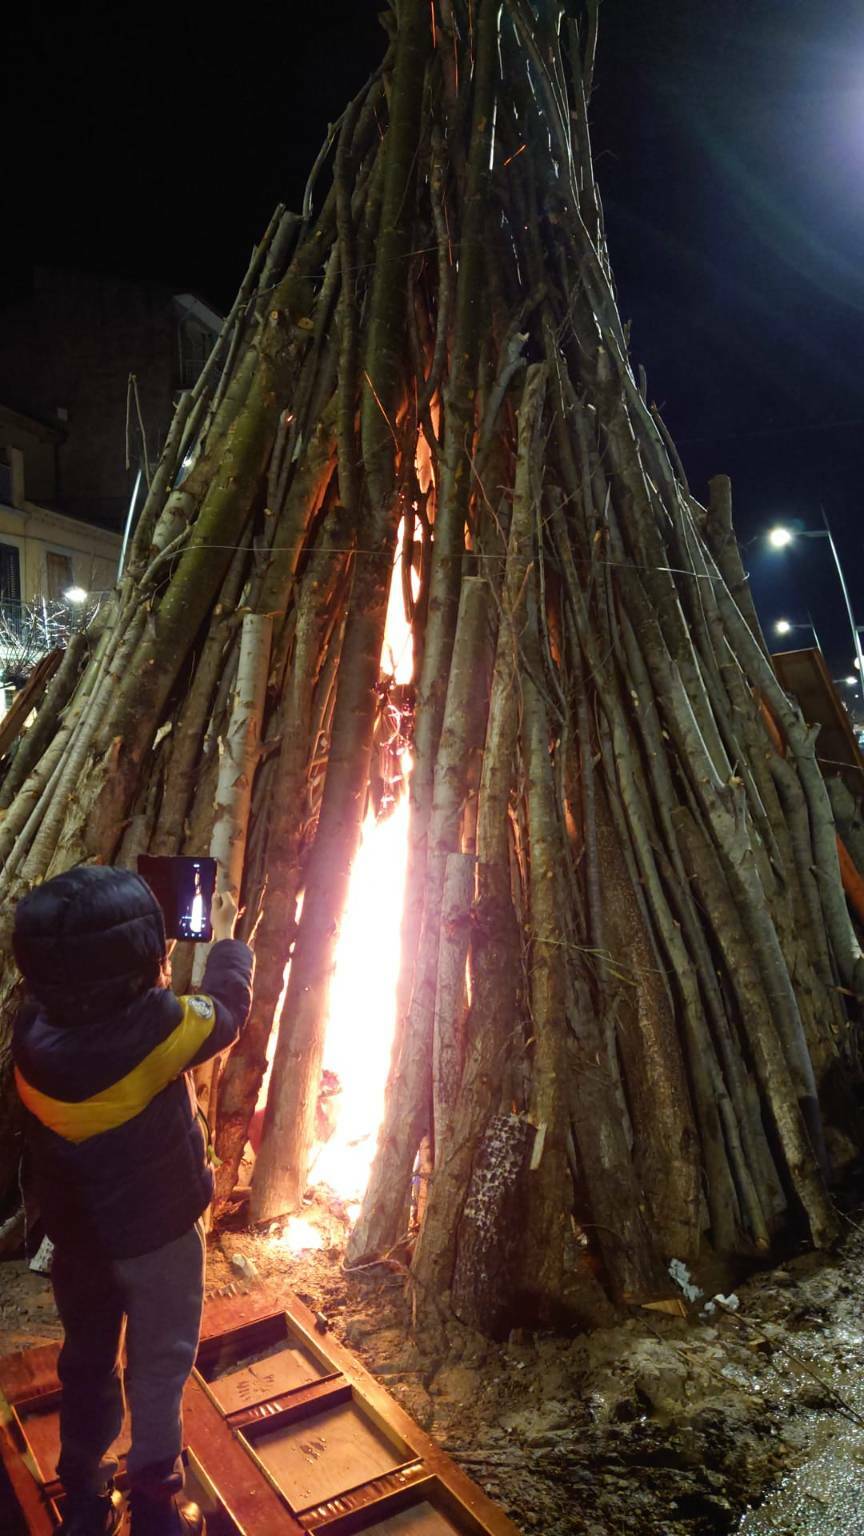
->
<box><xmin>250</xmin><ymin>0</ymin><xmax>431</xmax><ymax>1223</ymax></box>
<box><xmin>827</xmin><ymin>775</ymin><xmax>864</xmax><ymax>882</ymax></box>
<box><xmin>450</xmin><ymin>1114</ymin><xmax>535</xmax><ymax>1337</ymax></box>
<box><xmin>215</xmin><ymin>516</ymin><xmax>347</xmax><ymax>1207</ymax></box>
<box><xmin>0</xmin><ymin>650</ymin><xmax>63</xmax><ymax>765</ymax></box>
<box><xmin>399</xmin><ymin>369</ymin><xmax>544</xmax><ymax>1305</ymax></box>
<box><xmin>432</xmin><ymin>853</ymin><xmax>474</xmax><ymax>1152</ymax></box>
<box><xmin>151</xmin><ymin>549</ymin><xmax>248</xmax><ymax>856</ymax></box>
<box><xmin>350</xmin><ymin>575</ymin><xmax>497</xmax><ymax>1264</ymax></box>
<box><xmin>0</xmin><ymin>636</ymin><xmax>87</xmax><ymax>812</ymax></box>
<box><xmin>0</xmin><ymin>0</ymin><xmax>859</xmax><ymax>1321</ymax></box>
<box><xmin>192</xmin><ymin>612</ymin><xmax>272</xmax><ymax>1134</ymax></box>
<box><xmin>704</xmin><ymin>474</ymin><xmax>771</xmax><ymax>657</ymax></box>
<box><xmin>673</xmin><ymin>805</ymin><xmax>838</xmax><ymax>1247</ymax></box>
<box><xmin>521</xmin><ymin>584</ymin><xmax>668</xmax><ymax>1305</ymax></box>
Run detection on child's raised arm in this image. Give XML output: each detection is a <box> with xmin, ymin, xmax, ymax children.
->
<box><xmin>181</xmin><ymin>937</ymin><xmax>255</xmax><ymax>1069</ymax></box>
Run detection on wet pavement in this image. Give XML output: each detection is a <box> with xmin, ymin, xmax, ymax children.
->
<box><xmin>740</xmin><ymin>1423</ymin><xmax>864</xmax><ymax>1535</ymax></box>
<box><xmin>739</xmin><ymin>1277</ymin><xmax>864</xmax><ymax>1535</ymax></box>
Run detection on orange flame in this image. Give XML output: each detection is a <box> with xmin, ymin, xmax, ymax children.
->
<box><xmin>311</xmin><ymin>529</ymin><xmax>416</xmax><ymax>1204</ymax></box>
<box><xmin>255</xmin><ymin>526</ymin><xmax>418</xmax><ymax>1217</ymax></box>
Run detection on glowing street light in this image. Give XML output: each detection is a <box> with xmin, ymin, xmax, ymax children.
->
<box><xmin>63</xmin><ymin>586</ymin><xmax>88</xmax><ymax>605</ymax></box>
<box><xmin>771</xmin><ymin>614</ymin><xmax>822</xmax><ymax>650</ymax></box>
<box><xmin>766</xmin><ymin>516</ymin><xmax>864</xmax><ymax>705</ymax></box>
<box><xmin>767</xmin><ymin>526</ymin><xmax>794</xmax><ymax>549</ymax></box>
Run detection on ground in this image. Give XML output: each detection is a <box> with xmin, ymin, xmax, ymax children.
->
<box><xmin>3</xmin><ymin>1201</ymin><xmax>864</xmax><ymax>1534</ymax></box>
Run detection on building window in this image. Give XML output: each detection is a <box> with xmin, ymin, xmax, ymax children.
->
<box><xmin>0</xmin><ymin>541</ymin><xmax>21</xmax><ymax>604</ymax></box>
<box><xmin>178</xmin><ymin>318</ymin><xmax>215</xmax><ymax>389</ymax></box>
<box><xmin>46</xmin><ymin>551</ymin><xmax>74</xmax><ymax>601</ymax></box>
<box><xmin>0</xmin><ymin>541</ymin><xmax>22</xmax><ymax>640</ymax></box>
<box><xmin>0</xmin><ymin>457</ymin><xmax>11</xmax><ymax>507</ymax></box>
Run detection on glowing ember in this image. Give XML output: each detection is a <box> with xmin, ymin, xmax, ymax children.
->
<box><xmin>271</xmin><ymin>1215</ymin><xmax>324</xmax><ymax>1254</ymax></box>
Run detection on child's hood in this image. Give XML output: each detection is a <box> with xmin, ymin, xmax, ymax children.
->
<box><xmin>13</xmin><ymin>865</ymin><xmax>167</xmax><ymax>1022</ymax></box>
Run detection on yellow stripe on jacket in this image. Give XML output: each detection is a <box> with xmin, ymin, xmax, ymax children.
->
<box><xmin>14</xmin><ymin>994</ymin><xmax>217</xmax><ymax>1144</ymax></box>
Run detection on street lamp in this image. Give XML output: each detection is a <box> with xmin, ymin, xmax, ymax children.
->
<box><xmin>767</xmin><ymin>526</ymin><xmax>794</xmax><ymax>550</ymax></box>
<box><xmin>772</xmin><ymin>614</ymin><xmax>823</xmax><ymax>650</ymax></box>
<box><xmin>117</xmin><ymin>469</ymin><xmax>143</xmax><ymax>581</ymax></box>
<box><xmin>766</xmin><ymin>516</ymin><xmax>864</xmax><ymax>706</ymax></box>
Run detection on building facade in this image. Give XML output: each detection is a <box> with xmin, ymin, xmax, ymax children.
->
<box><xmin>0</xmin><ymin>267</ymin><xmax>222</xmax><ymax>704</ymax></box>
<box><xmin>0</xmin><ymin>267</ymin><xmax>222</xmax><ymax>532</ymax></box>
<box><xmin>0</xmin><ymin>402</ymin><xmax>120</xmax><ymax>606</ymax></box>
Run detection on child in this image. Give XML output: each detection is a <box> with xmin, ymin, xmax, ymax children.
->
<box><xmin>12</xmin><ymin>864</ymin><xmax>254</xmax><ymax>1536</ymax></box>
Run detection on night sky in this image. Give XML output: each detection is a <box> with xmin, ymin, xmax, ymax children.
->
<box><xmin>9</xmin><ymin>1</ymin><xmax>864</xmax><ymax>678</ymax></box>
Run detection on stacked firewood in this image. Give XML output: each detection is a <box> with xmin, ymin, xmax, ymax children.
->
<box><xmin>1</xmin><ymin>1</ymin><xmax>861</xmax><ymax>1333</ymax></box>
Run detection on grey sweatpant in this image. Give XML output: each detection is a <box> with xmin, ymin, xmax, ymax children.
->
<box><xmin>51</xmin><ymin>1223</ymin><xmax>205</xmax><ymax>1497</ymax></box>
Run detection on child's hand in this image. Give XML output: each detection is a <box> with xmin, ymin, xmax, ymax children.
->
<box><xmin>211</xmin><ymin>890</ymin><xmax>239</xmax><ymax>942</ymax></box>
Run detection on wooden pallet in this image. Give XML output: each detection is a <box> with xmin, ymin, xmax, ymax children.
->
<box><xmin>0</xmin><ymin>1285</ymin><xmax>522</xmax><ymax>1536</ymax></box>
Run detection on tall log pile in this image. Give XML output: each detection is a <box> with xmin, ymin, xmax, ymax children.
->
<box><xmin>1</xmin><ymin>0</ymin><xmax>862</xmax><ymax>1333</ymax></box>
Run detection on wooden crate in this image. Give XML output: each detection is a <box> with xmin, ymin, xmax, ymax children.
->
<box><xmin>0</xmin><ymin>1286</ymin><xmax>522</xmax><ymax>1536</ymax></box>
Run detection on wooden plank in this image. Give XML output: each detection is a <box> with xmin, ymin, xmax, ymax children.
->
<box><xmin>772</xmin><ymin>647</ymin><xmax>864</xmax><ymax>795</ymax></box>
<box><xmin>0</xmin><ymin>1343</ymin><xmax>62</xmax><ymax>1409</ymax></box>
<box><xmin>183</xmin><ymin>1373</ymin><xmax>305</xmax><ymax>1535</ymax></box>
<box><xmin>0</xmin><ymin>1287</ymin><xmax>298</xmax><ymax>1409</ymax></box>
<box><xmin>10</xmin><ymin>1405</ymin><xmax>61</xmax><ymax>1485</ymax></box>
<box><xmin>0</xmin><ymin>1395</ymin><xmax>55</xmax><ymax>1536</ymax></box>
<box><xmin>0</xmin><ymin>1287</ymin><xmax>521</xmax><ymax>1536</ymax></box>
<box><xmin>208</xmin><ymin>1343</ymin><xmax>331</xmax><ymax>1416</ymax></box>
<box><xmin>245</xmin><ymin>1397</ymin><xmax>410</xmax><ymax>1514</ymax></box>
<box><xmin>15</xmin><ymin>1400</ymin><xmax>132</xmax><ymax>1487</ymax></box>
<box><xmin>325</xmin><ymin>1505</ymin><xmax>462</xmax><ymax>1535</ymax></box>
<box><xmin>297</xmin><ymin>1465</ymin><xmax>430</xmax><ymax>1532</ymax></box>
<box><xmin>197</xmin><ymin>1291</ymin><xmax>522</xmax><ymax>1536</ymax></box>
<box><xmin>0</xmin><ymin>649</ymin><xmax>63</xmax><ymax>762</ymax></box>
<box><xmin>200</xmin><ymin>1284</ymin><xmax>290</xmax><ymax>1344</ymax></box>
<box><xmin>228</xmin><ymin>1378</ymin><xmax>350</xmax><ymax>1433</ymax></box>
<box><xmin>310</xmin><ymin>1478</ymin><xmax>488</xmax><ymax>1535</ymax></box>
<box><xmin>298</xmin><ymin>1456</ymin><xmax>427</xmax><ymax>1529</ymax></box>
<box><xmin>293</xmin><ymin>1296</ymin><xmax>520</xmax><ymax>1534</ymax></box>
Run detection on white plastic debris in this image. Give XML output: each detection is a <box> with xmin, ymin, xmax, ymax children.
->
<box><xmin>29</xmin><ymin>1236</ymin><xmax>54</xmax><ymax>1275</ymax></box>
<box><xmin>230</xmin><ymin>1252</ymin><xmax>259</xmax><ymax>1282</ymax></box>
<box><xmin>702</xmin><ymin>1292</ymin><xmax>740</xmax><ymax>1317</ymax></box>
<box><xmin>668</xmin><ymin>1258</ymin><xmax>702</xmax><ymax>1303</ymax></box>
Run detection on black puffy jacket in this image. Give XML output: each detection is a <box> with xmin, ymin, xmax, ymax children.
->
<box><xmin>12</xmin><ymin>866</ymin><xmax>254</xmax><ymax>1258</ymax></box>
